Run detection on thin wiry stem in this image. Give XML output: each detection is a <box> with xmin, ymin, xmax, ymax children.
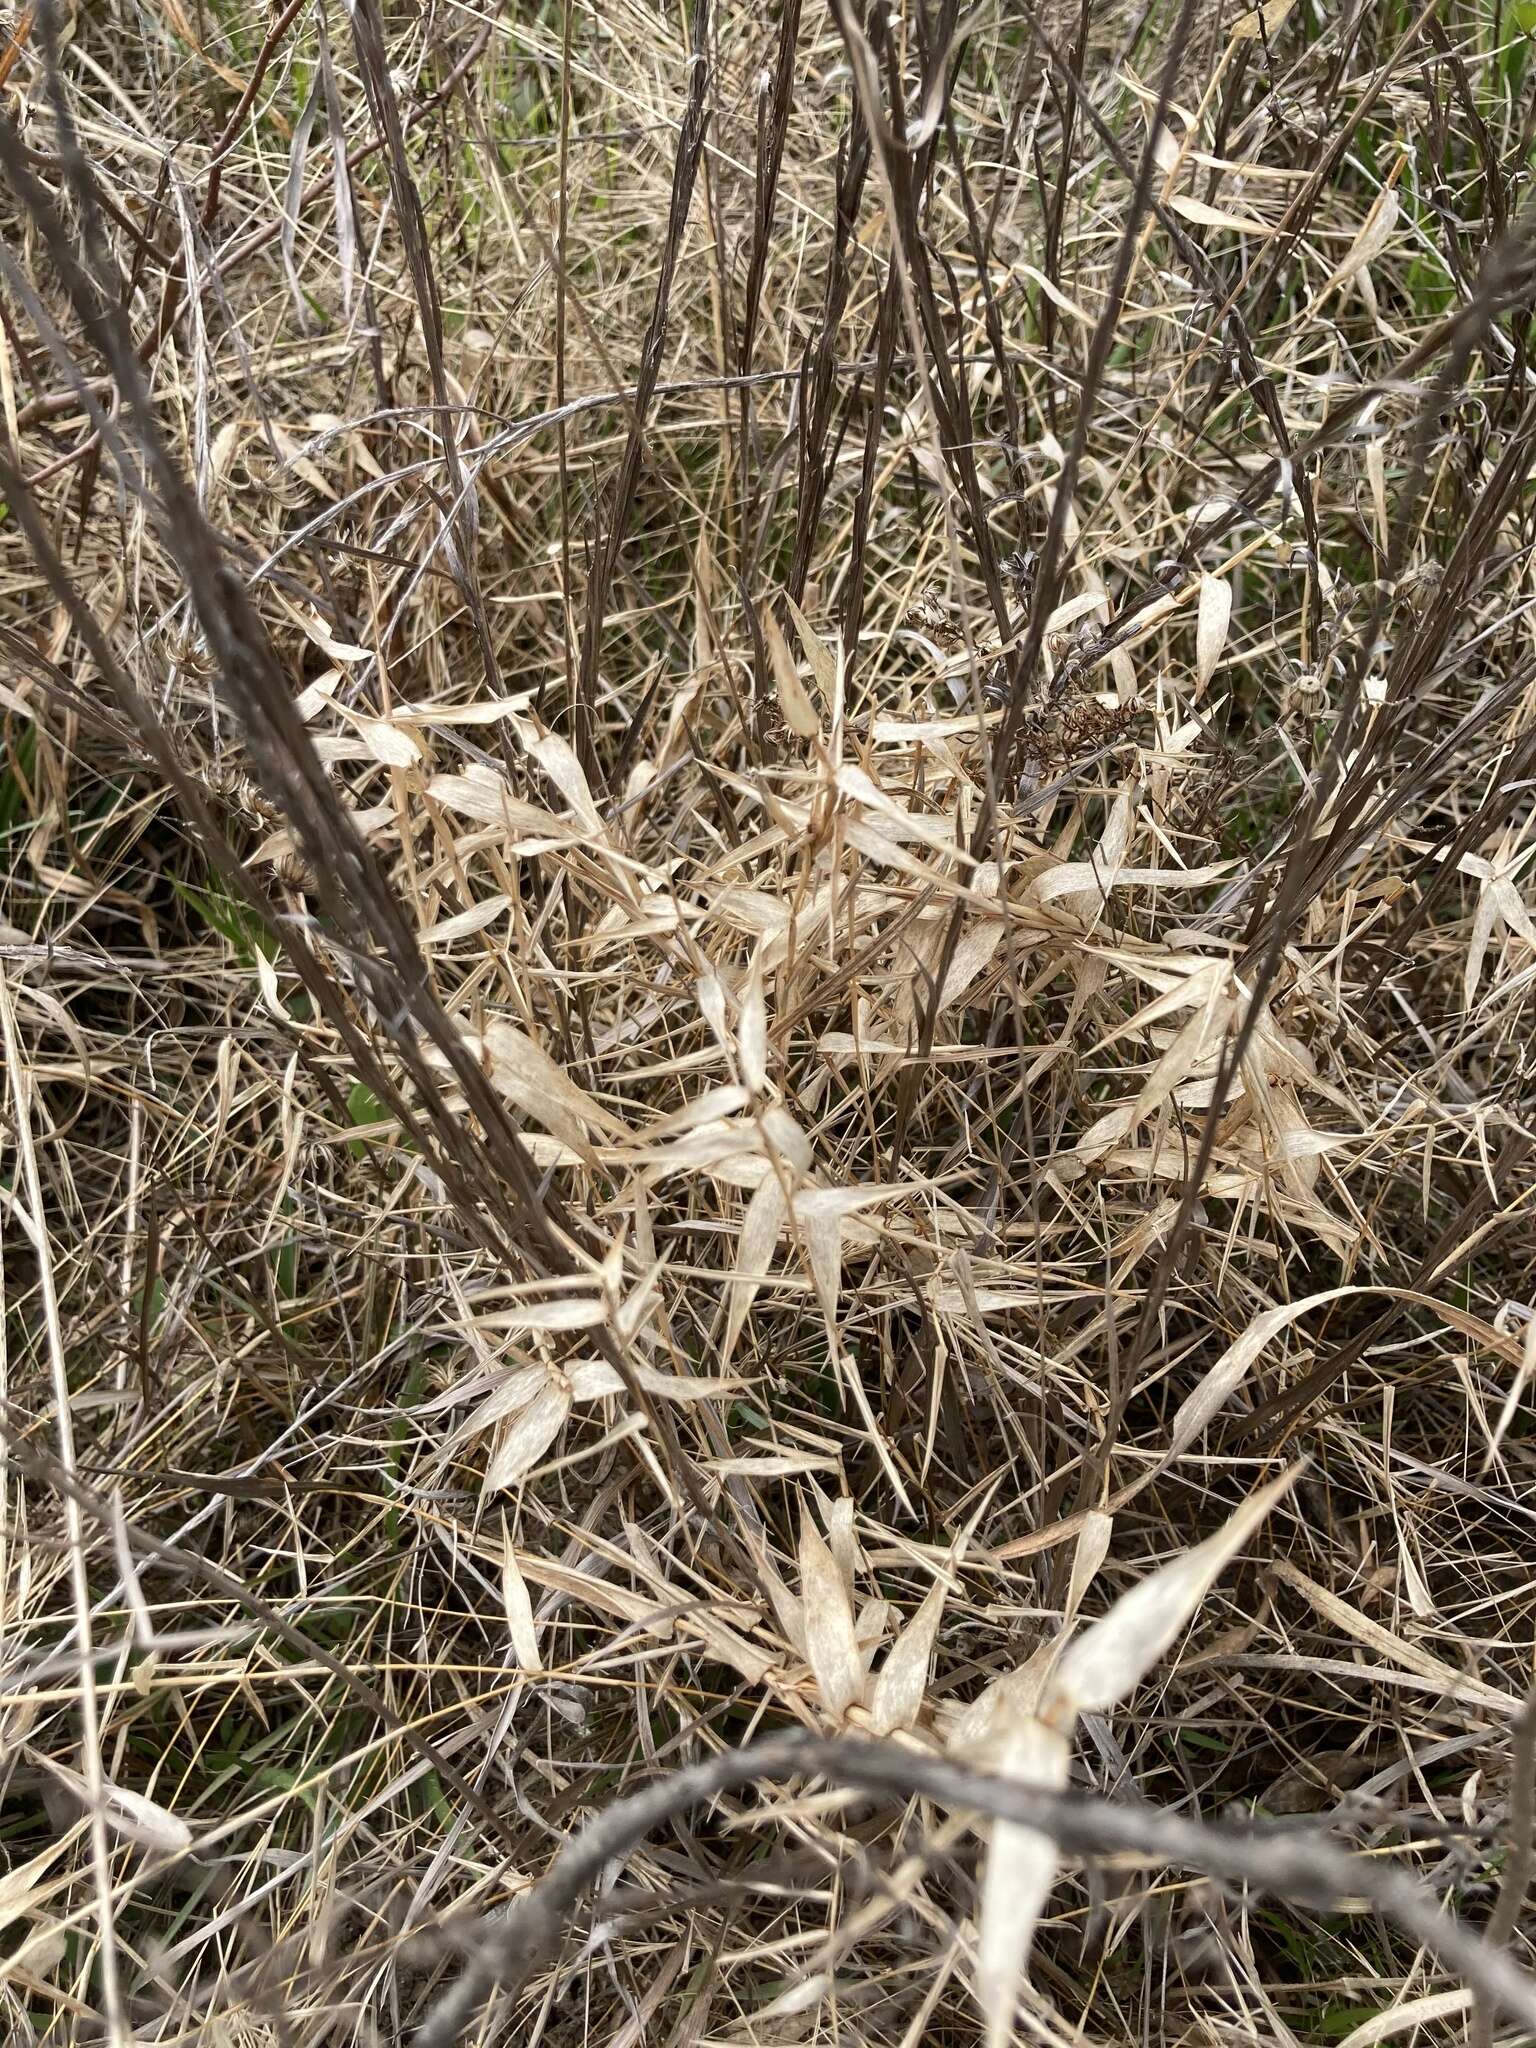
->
<box><xmin>0</xmin><ymin>977</ymin><xmax>127</xmax><ymax>2045</ymax></box>
<box><xmin>1473</xmin><ymin>1683</ymin><xmax>1536</xmax><ymax>2048</ymax></box>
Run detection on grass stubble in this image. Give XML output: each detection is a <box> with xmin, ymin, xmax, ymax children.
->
<box><xmin>0</xmin><ymin>0</ymin><xmax>1535</xmax><ymax>2041</ymax></box>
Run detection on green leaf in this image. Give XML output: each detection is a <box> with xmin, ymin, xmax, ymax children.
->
<box><xmin>170</xmin><ymin>874</ymin><xmax>276</xmax><ymax>968</ymax></box>
<box><xmin>1316</xmin><ymin>2005</ymin><xmax>1383</xmax><ymax>2039</ymax></box>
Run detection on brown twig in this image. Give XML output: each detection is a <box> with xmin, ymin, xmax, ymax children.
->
<box><xmin>411</xmin><ymin>1729</ymin><xmax>1536</xmax><ymax>2048</ymax></box>
<box><xmin>1472</xmin><ymin>1682</ymin><xmax>1536</xmax><ymax>2048</ymax></box>
<box><xmin>0</xmin><ymin>2</ymin><xmax>34</xmax><ymax>88</ymax></box>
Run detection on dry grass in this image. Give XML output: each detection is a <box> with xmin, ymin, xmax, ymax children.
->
<box><xmin>1</xmin><ymin>0</ymin><xmax>1535</xmax><ymax>2041</ymax></box>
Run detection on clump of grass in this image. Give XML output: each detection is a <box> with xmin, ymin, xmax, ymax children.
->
<box><xmin>1</xmin><ymin>0</ymin><xmax>1535</xmax><ymax>2042</ymax></box>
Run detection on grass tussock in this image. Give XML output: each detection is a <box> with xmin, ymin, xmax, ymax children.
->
<box><xmin>1</xmin><ymin>0</ymin><xmax>1535</xmax><ymax>2040</ymax></box>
